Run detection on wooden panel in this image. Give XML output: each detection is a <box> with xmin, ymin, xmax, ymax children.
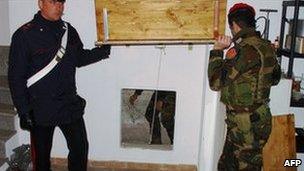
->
<box><xmin>95</xmin><ymin>0</ymin><xmax>227</xmax><ymax>44</ymax></box>
<box><xmin>52</xmin><ymin>158</ymin><xmax>197</xmax><ymax>171</ymax></box>
<box><xmin>263</xmin><ymin>114</ymin><xmax>296</xmax><ymax>171</ymax></box>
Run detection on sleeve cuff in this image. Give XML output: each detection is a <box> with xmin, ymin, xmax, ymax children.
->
<box><xmin>210</xmin><ymin>50</ymin><xmax>224</xmax><ymax>59</ymax></box>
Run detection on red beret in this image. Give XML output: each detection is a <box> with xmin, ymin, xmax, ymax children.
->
<box><xmin>229</xmin><ymin>3</ymin><xmax>255</xmax><ymax>16</ymax></box>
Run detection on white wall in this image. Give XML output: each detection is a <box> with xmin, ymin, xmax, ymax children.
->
<box><xmin>8</xmin><ymin>0</ymin><xmax>212</xmax><ymax>167</ymax></box>
<box><xmin>75</xmin><ymin>44</ymin><xmax>208</xmax><ymax>164</ymax></box>
<box><xmin>6</xmin><ymin>0</ymin><xmax>304</xmax><ymax>171</ymax></box>
<box><xmin>0</xmin><ymin>0</ymin><xmax>10</xmax><ymax>45</ymax></box>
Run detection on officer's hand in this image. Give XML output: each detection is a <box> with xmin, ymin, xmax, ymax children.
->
<box><xmin>93</xmin><ymin>45</ymin><xmax>111</xmax><ymax>58</ymax></box>
<box><xmin>92</xmin><ymin>45</ymin><xmax>111</xmax><ymax>59</ymax></box>
<box><xmin>214</xmin><ymin>35</ymin><xmax>232</xmax><ymax>50</ymax></box>
<box><xmin>100</xmin><ymin>45</ymin><xmax>111</xmax><ymax>56</ymax></box>
<box><xmin>19</xmin><ymin>111</ymin><xmax>34</xmax><ymax>131</ymax></box>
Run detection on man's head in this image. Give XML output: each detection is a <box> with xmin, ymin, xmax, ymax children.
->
<box><xmin>228</xmin><ymin>3</ymin><xmax>256</xmax><ymax>35</ymax></box>
<box><xmin>38</xmin><ymin>0</ymin><xmax>65</xmax><ymax>21</ymax></box>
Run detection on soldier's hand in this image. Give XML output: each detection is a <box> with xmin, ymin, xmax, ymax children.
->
<box><xmin>19</xmin><ymin>111</ymin><xmax>34</xmax><ymax>131</ymax></box>
<box><xmin>214</xmin><ymin>35</ymin><xmax>232</xmax><ymax>50</ymax></box>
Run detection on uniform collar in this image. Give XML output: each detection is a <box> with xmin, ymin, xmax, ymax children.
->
<box><xmin>232</xmin><ymin>27</ymin><xmax>261</xmax><ymax>45</ymax></box>
<box><xmin>34</xmin><ymin>11</ymin><xmax>64</xmax><ymax>29</ymax></box>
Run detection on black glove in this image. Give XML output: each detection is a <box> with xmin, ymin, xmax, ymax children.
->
<box><xmin>19</xmin><ymin>111</ymin><xmax>34</xmax><ymax>131</ymax></box>
<box><xmin>92</xmin><ymin>45</ymin><xmax>111</xmax><ymax>59</ymax></box>
<box><xmin>101</xmin><ymin>45</ymin><xmax>111</xmax><ymax>56</ymax></box>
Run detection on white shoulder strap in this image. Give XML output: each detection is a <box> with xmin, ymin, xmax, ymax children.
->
<box><xmin>27</xmin><ymin>22</ymin><xmax>68</xmax><ymax>88</ymax></box>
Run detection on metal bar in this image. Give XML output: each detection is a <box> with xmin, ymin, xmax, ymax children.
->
<box><xmin>265</xmin><ymin>13</ymin><xmax>270</xmax><ymax>40</ymax></box>
<box><xmin>259</xmin><ymin>9</ymin><xmax>278</xmax><ymax>40</ymax></box>
<box><xmin>283</xmin><ymin>0</ymin><xmax>304</xmax><ymax>7</ymax></box>
<box><xmin>287</xmin><ymin>0</ymin><xmax>300</xmax><ymax>78</ymax></box>
<box><xmin>103</xmin><ymin>8</ymin><xmax>109</xmax><ymax>42</ymax></box>
<box><xmin>278</xmin><ymin>3</ymin><xmax>287</xmax><ymax>65</ymax></box>
<box><xmin>213</xmin><ymin>0</ymin><xmax>220</xmax><ymax>38</ymax></box>
<box><xmin>260</xmin><ymin>9</ymin><xmax>278</xmax><ymax>13</ymax></box>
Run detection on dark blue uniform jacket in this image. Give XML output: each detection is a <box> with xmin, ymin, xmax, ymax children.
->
<box><xmin>8</xmin><ymin>12</ymin><xmax>109</xmax><ymax>126</ymax></box>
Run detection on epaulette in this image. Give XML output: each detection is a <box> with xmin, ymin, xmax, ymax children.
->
<box><xmin>21</xmin><ymin>22</ymin><xmax>35</xmax><ymax>31</ymax></box>
<box><xmin>235</xmin><ymin>37</ymin><xmax>243</xmax><ymax>45</ymax></box>
<box><xmin>240</xmin><ymin>37</ymin><xmax>266</xmax><ymax>50</ymax></box>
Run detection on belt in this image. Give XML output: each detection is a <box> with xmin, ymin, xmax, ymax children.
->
<box><xmin>226</xmin><ymin>103</ymin><xmax>265</xmax><ymax>113</ymax></box>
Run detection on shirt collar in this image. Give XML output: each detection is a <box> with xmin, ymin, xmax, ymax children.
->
<box><xmin>34</xmin><ymin>11</ymin><xmax>63</xmax><ymax>28</ymax></box>
<box><xmin>232</xmin><ymin>27</ymin><xmax>261</xmax><ymax>45</ymax></box>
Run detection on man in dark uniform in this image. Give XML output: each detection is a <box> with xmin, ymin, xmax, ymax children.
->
<box><xmin>129</xmin><ymin>90</ymin><xmax>175</xmax><ymax>144</ymax></box>
<box><xmin>208</xmin><ymin>3</ymin><xmax>281</xmax><ymax>170</ymax></box>
<box><xmin>8</xmin><ymin>0</ymin><xmax>111</xmax><ymax>170</ymax></box>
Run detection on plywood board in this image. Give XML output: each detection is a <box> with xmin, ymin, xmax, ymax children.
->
<box><xmin>95</xmin><ymin>0</ymin><xmax>227</xmax><ymax>44</ymax></box>
<box><xmin>263</xmin><ymin>114</ymin><xmax>296</xmax><ymax>171</ymax></box>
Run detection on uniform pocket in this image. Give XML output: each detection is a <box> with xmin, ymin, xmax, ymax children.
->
<box><xmin>220</xmin><ymin>86</ymin><xmax>231</xmax><ymax>104</ymax></box>
<box><xmin>70</xmin><ymin>95</ymin><xmax>86</xmax><ymax>115</ymax></box>
<box><xmin>250</xmin><ymin>105</ymin><xmax>272</xmax><ymax>145</ymax></box>
<box><xmin>234</xmin><ymin>83</ymin><xmax>253</xmax><ymax>106</ymax></box>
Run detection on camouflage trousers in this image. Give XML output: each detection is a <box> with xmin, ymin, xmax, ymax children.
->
<box><xmin>218</xmin><ymin>104</ymin><xmax>272</xmax><ymax>171</ymax></box>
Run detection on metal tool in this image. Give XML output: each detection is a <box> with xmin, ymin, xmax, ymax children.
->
<box><xmin>257</xmin><ymin>9</ymin><xmax>278</xmax><ymax>40</ymax></box>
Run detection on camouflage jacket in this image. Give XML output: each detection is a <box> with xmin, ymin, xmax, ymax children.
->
<box><xmin>208</xmin><ymin>28</ymin><xmax>281</xmax><ymax>110</ymax></box>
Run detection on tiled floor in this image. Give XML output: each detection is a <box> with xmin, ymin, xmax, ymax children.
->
<box><xmin>51</xmin><ymin>159</ymin><xmax>196</xmax><ymax>171</ymax></box>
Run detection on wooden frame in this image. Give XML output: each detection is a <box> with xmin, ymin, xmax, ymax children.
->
<box><xmin>95</xmin><ymin>0</ymin><xmax>227</xmax><ymax>45</ymax></box>
<box><xmin>262</xmin><ymin>114</ymin><xmax>296</xmax><ymax>171</ymax></box>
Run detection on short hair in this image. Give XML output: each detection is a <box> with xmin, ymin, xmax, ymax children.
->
<box><xmin>228</xmin><ymin>3</ymin><xmax>256</xmax><ymax>28</ymax></box>
<box><xmin>47</xmin><ymin>0</ymin><xmax>66</xmax><ymax>3</ymax></box>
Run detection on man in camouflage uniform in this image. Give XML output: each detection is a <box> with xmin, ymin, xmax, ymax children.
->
<box><xmin>208</xmin><ymin>3</ymin><xmax>281</xmax><ymax>170</ymax></box>
<box><xmin>130</xmin><ymin>90</ymin><xmax>175</xmax><ymax>144</ymax></box>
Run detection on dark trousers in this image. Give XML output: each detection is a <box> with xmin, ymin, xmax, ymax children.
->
<box><xmin>145</xmin><ymin>101</ymin><xmax>174</xmax><ymax>144</ymax></box>
<box><xmin>31</xmin><ymin>117</ymin><xmax>88</xmax><ymax>171</ymax></box>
